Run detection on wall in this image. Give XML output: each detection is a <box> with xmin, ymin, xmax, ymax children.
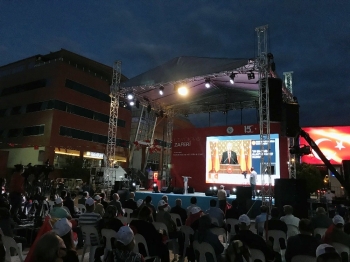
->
<box><xmin>5</xmin><ymin>146</ymin><xmax>45</xmax><ymax>167</ymax></box>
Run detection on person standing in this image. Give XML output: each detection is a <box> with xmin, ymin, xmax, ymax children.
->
<box><xmin>249</xmin><ymin>167</ymin><xmax>257</xmax><ymax>199</ymax></box>
<box><xmin>217</xmin><ymin>185</ymin><xmax>227</xmax><ymax>213</ymax></box>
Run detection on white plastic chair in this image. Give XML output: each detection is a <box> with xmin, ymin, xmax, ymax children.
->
<box><xmin>332</xmin><ymin>242</ymin><xmax>350</xmax><ymax>261</ymax></box>
<box><xmin>152</xmin><ymin>222</ymin><xmax>179</xmax><ymax>254</ymax></box>
<box><xmin>193</xmin><ymin>240</ymin><xmax>217</xmax><ymax>262</ymax></box>
<box><xmin>117</xmin><ymin>216</ymin><xmax>127</xmax><ymax>225</ymax></box>
<box><xmin>210</xmin><ymin>227</ymin><xmax>227</xmax><ymax>247</ymax></box>
<box><xmin>291</xmin><ymin>255</ymin><xmax>315</xmax><ymax>262</ymax></box>
<box><xmin>180</xmin><ymin>225</ymin><xmax>194</xmax><ymax>259</ymax></box>
<box><xmin>170</xmin><ymin>213</ymin><xmax>183</xmax><ymax>229</ymax></box>
<box><xmin>267</xmin><ymin>230</ymin><xmax>287</xmax><ymax>252</ymax></box>
<box><xmin>62</xmin><ymin>206</ymin><xmax>71</xmax><ymax>215</ymax></box>
<box><xmin>287</xmin><ymin>224</ymin><xmax>299</xmax><ymax>238</ymax></box>
<box><xmin>313</xmin><ymin>227</ymin><xmax>327</xmax><ymax>239</ymax></box>
<box><xmin>250</xmin><ymin>248</ymin><xmax>266</xmax><ymax>262</ymax></box>
<box><xmin>101</xmin><ymin>229</ymin><xmax>118</xmax><ymax>260</ymax></box>
<box><xmin>226</xmin><ymin>218</ymin><xmax>239</xmax><ymax>239</ymax></box>
<box><xmin>134</xmin><ymin>233</ymin><xmax>159</xmax><ymax>262</ymax></box>
<box><xmin>78</xmin><ymin>204</ymin><xmax>86</xmax><ymax>213</ymax></box>
<box><xmin>48</xmin><ymin>200</ymin><xmax>55</xmax><ymax>210</ymax></box>
<box><xmin>2</xmin><ymin>235</ymin><xmax>24</xmax><ymax>262</ymax></box>
<box><xmin>124</xmin><ymin>208</ymin><xmax>133</xmax><ymax>224</ymax></box>
<box><xmin>80</xmin><ymin>225</ymin><xmax>101</xmax><ymax>262</ymax></box>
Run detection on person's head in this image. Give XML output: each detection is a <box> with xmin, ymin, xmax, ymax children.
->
<box><xmin>129</xmin><ymin>192</ymin><xmax>135</xmax><ymax>199</ymax></box>
<box><xmin>220</xmin><ymin>185</ymin><xmax>224</xmax><ymax>190</ymax></box>
<box><xmin>225</xmin><ymin>240</ymin><xmax>251</xmax><ymax>262</ymax></box>
<box><xmin>316</xmin><ymin>244</ymin><xmax>341</xmax><ymax>262</ymax></box>
<box><xmin>198</xmin><ymin>215</ymin><xmax>212</xmax><ymax>232</ymax></box>
<box><xmin>33</xmin><ymin>231</ymin><xmax>66</xmax><ymax>262</ymax></box>
<box><xmin>210</xmin><ymin>199</ymin><xmax>217</xmax><ymax>207</ymax></box>
<box><xmin>175</xmin><ymin>198</ymin><xmax>182</xmax><ymax>207</ymax></box>
<box><xmin>271</xmin><ymin>207</ymin><xmax>280</xmax><ymax>219</ymax></box>
<box><xmin>161</xmin><ymin>195</ymin><xmax>168</xmax><ymax>203</ymax></box>
<box><xmin>144</xmin><ymin>196</ymin><xmax>152</xmax><ymax>204</ymax></box>
<box><xmin>332</xmin><ymin>215</ymin><xmax>344</xmax><ymax>229</ymax></box>
<box><xmin>227</xmin><ymin>142</ymin><xmax>233</xmax><ymax>150</ymax></box>
<box><xmin>299</xmin><ymin>219</ymin><xmax>313</xmax><ymax>235</ymax></box>
<box><xmin>53</xmin><ymin>218</ymin><xmax>74</xmax><ymax>250</ymax></box>
<box><xmin>104</xmin><ymin>205</ymin><xmax>117</xmax><ymax>219</ymax></box>
<box><xmin>113</xmin><ymin>193</ymin><xmax>120</xmax><ymax>201</ymax></box>
<box><xmin>99</xmin><ymin>192</ymin><xmax>105</xmax><ymax>200</ymax></box>
<box><xmin>83</xmin><ymin>191</ymin><xmax>89</xmax><ymax>198</ymax></box>
<box><xmin>138</xmin><ymin>206</ymin><xmax>152</xmax><ymax>221</ymax></box>
<box><xmin>250</xmin><ymin>167</ymin><xmax>254</xmax><ymax>172</ymax></box>
<box><xmin>60</xmin><ymin>190</ymin><xmax>67</xmax><ymax>199</ymax></box>
<box><xmin>85</xmin><ymin>197</ymin><xmax>95</xmax><ymax>212</ymax></box>
<box><xmin>316</xmin><ymin>207</ymin><xmax>326</xmax><ymax>216</ymax></box>
<box><xmin>54</xmin><ymin>197</ymin><xmax>63</xmax><ymax>207</ymax></box>
<box><xmin>190</xmin><ymin>197</ymin><xmax>197</xmax><ymax>205</ymax></box>
<box><xmin>260</xmin><ymin>205</ymin><xmax>269</xmax><ymax>214</ymax></box>
<box><xmin>115</xmin><ymin>226</ymin><xmax>135</xmax><ymax>251</ymax></box>
<box><xmin>158</xmin><ymin>200</ymin><xmax>168</xmax><ymax>211</ymax></box>
<box><xmin>283</xmin><ymin>205</ymin><xmax>293</xmax><ymax>215</ymax></box>
<box><xmin>94</xmin><ymin>195</ymin><xmax>101</xmax><ymax>203</ymax></box>
<box><xmin>238</xmin><ymin>214</ymin><xmax>251</xmax><ymax>230</ymax></box>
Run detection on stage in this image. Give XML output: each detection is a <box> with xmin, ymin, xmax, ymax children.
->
<box><xmin>134</xmin><ymin>190</ymin><xmax>272</xmax><ymax>218</ymax></box>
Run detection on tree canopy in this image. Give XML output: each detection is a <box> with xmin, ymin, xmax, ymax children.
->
<box><xmin>296</xmin><ymin>162</ymin><xmax>323</xmax><ymax>194</ymax></box>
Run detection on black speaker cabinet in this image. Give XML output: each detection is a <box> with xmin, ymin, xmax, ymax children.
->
<box><xmin>160</xmin><ymin>187</ymin><xmax>168</xmax><ymax>193</ymax></box>
<box><xmin>282</xmin><ymin>102</ymin><xmax>300</xmax><ymax>137</ymax></box>
<box><xmin>261</xmin><ymin>78</ymin><xmax>283</xmax><ymax>122</ymax></box>
<box><xmin>173</xmin><ymin>187</ymin><xmax>184</xmax><ymax>194</ymax></box>
<box><xmin>274</xmin><ymin>179</ymin><xmax>309</xmax><ymax>219</ymax></box>
<box><xmin>205</xmin><ymin>190</ymin><xmax>214</xmax><ymax>196</ymax></box>
<box><xmin>236</xmin><ymin>186</ymin><xmax>252</xmax><ymax>202</ymax></box>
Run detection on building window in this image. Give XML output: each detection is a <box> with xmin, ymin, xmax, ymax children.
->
<box><xmin>7</xmin><ymin>128</ymin><xmax>22</xmax><ymax>138</ymax></box>
<box><xmin>26</xmin><ymin>102</ymin><xmax>43</xmax><ymax>113</ymax></box>
<box><xmin>65</xmin><ymin>79</ymin><xmax>110</xmax><ymax>102</ymax></box>
<box><xmin>11</xmin><ymin>106</ymin><xmax>22</xmax><ymax>115</ymax></box>
<box><xmin>0</xmin><ymin>79</ymin><xmax>47</xmax><ymax>96</ymax></box>
<box><xmin>23</xmin><ymin>125</ymin><xmax>45</xmax><ymax>136</ymax></box>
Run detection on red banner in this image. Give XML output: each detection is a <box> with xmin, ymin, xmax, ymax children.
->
<box><xmin>300</xmin><ymin>126</ymin><xmax>350</xmax><ymax>165</ymax></box>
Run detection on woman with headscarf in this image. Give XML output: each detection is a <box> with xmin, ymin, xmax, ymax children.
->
<box><xmin>194</xmin><ymin>215</ymin><xmax>224</xmax><ymax>262</ymax></box>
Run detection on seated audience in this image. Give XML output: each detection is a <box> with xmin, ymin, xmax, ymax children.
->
<box><xmin>232</xmin><ymin>214</ymin><xmax>275</xmax><ymax>262</ymax></box>
<box><xmin>144</xmin><ymin>195</ymin><xmax>156</xmax><ymax>221</ymax></box>
<box><xmin>160</xmin><ymin>195</ymin><xmax>171</xmax><ymax>211</ymax></box>
<box><xmin>311</xmin><ymin>207</ymin><xmax>332</xmax><ymax>229</ymax></box>
<box><xmin>109</xmin><ymin>225</ymin><xmax>144</xmax><ymax>262</ymax></box>
<box><xmin>186</xmin><ymin>197</ymin><xmax>198</xmax><ymax>216</ymax></box>
<box><xmin>323</xmin><ymin>215</ymin><xmax>350</xmax><ymax>248</ymax></box>
<box><xmin>185</xmin><ymin>206</ymin><xmax>204</xmax><ymax>231</ymax></box>
<box><xmin>170</xmin><ymin>198</ymin><xmax>187</xmax><ymax>226</ymax></box>
<box><xmin>316</xmin><ymin>244</ymin><xmax>341</xmax><ymax>262</ymax></box>
<box><xmin>0</xmin><ymin>207</ymin><xmax>27</xmax><ymax>248</ymax></box>
<box><xmin>225</xmin><ymin>199</ymin><xmax>241</xmax><ymax>220</ymax></box>
<box><xmin>265</xmin><ymin>207</ymin><xmax>288</xmax><ymax>234</ymax></box>
<box><xmin>132</xmin><ymin>199</ymin><xmax>144</xmax><ymax>218</ymax></box>
<box><xmin>100</xmin><ymin>205</ymin><xmax>123</xmax><ymax>232</ymax></box>
<box><xmin>123</xmin><ymin>192</ymin><xmax>137</xmax><ymax>211</ymax></box>
<box><xmin>109</xmin><ymin>193</ymin><xmax>124</xmax><ymax>216</ymax></box>
<box><xmin>285</xmin><ymin>219</ymin><xmax>320</xmax><ymax>262</ymax></box>
<box><xmin>93</xmin><ymin>195</ymin><xmax>105</xmax><ymax>217</ymax></box>
<box><xmin>33</xmin><ymin>231</ymin><xmax>67</xmax><ymax>262</ymax></box>
<box><xmin>280</xmin><ymin>205</ymin><xmax>300</xmax><ymax>227</ymax></box>
<box><xmin>194</xmin><ymin>215</ymin><xmax>224</xmax><ymax>262</ymax></box>
<box><xmin>53</xmin><ymin>218</ymin><xmax>79</xmax><ymax>262</ymax></box>
<box><xmin>129</xmin><ymin>206</ymin><xmax>169</xmax><ymax>262</ymax></box>
<box><xmin>50</xmin><ymin>197</ymin><xmax>72</xmax><ymax>219</ymax></box>
<box><xmin>255</xmin><ymin>205</ymin><xmax>270</xmax><ymax>236</ymax></box>
<box><xmin>225</xmin><ymin>240</ymin><xmax>251</xmax><ymax>262</ymax></box>
<box><xmin>205</xmin><ymin>199</ymin><xmax>225</xmax><ymax>227</ymax></box>
<box><xmin>78</xmin><ymin>191</ymin><xmax>89</xmax><ymax>205</ymax></box>
<box><xmin>99</xmin><ymin>193</ymin><xmax>109</xmax><ymax>210</ymax></box>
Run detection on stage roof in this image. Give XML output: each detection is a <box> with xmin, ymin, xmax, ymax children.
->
<box><xmin>121</xmin><ymin>56</ymin><xmax>262</xmax><ymax>115</ymax></box>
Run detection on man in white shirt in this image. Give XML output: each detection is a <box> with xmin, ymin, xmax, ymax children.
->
<box><xmin>325</xmin><ymin>190</ymin><xmax>334</xmax><ymax>204</ymax></box>
<box><xmin>249</xmin><ymin>167</ymin><xmax>257</xmax><ymax>199</ymax></box>
<box><xmin>280</xmin><ymin>205</ymin><xmax>300</xmax><ymax>228</ymax></box>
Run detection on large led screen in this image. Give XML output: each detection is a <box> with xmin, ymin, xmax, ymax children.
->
<box><xmin>300</xmin><ymin>126</ymin><xmax>350</xmax><ymax>165</ymax></box>
<box><xmin>206</xmin><ymin>134</ymin><xmax>280</xmax><ymax>185</ymax></box>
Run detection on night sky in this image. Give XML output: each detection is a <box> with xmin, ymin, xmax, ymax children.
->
<box><xmin>1</xmin><ymin>1</ymin><xmax>349</xmax><ymax>128</ymax></box>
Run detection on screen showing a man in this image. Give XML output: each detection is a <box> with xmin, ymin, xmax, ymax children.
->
<box><xmin>221</xmin><ymin>142</ymin><xmax>238</xmax><ymax>164</ymax></box>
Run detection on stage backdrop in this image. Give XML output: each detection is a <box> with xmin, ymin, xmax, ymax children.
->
<box><xmin>171</xmin><ymin>123</ymin><xmax>289</xmax><ymax>192</ymax></box>
<box><xmin>300</xmin><ymin>126</ymin><xmax>350</xmax><ymax>165</ymax></box>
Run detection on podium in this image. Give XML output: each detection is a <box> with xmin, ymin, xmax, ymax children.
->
<box><xmin>219</xmin><ymin>164</ymin><xmax>241</xmax><ymax>174</ymax></box>
<box><xmin>182</xmin><ymin>176</ymin><xmax>192</xmax><ymax>194</ymax></box>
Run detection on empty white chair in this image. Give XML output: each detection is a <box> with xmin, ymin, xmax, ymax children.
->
<box><xmin>101</xmin><ymin>228</ymin><xmax>118</xmax><ymax>260</ymax></box>
<box><xmin>291</xmin><ymin>255</ymin><xmax>316</xmax><ymax>262</ymax></box>
<box><xmin>250</xmin><ymin>248</ymin><xmax>266</xmax><ymax>262</ymax></box>
<box><xmin>210</xmin><ymin>227</ymin><xmax>227</xmax><ymax>247</ymax></box>
<box><xmin>2</xmin><ymin>235</ymin><xmax>24</xmax><ymax>262</ymax></box>
<box><xmin>170</xmin><ymin>213</ymin><xmax>183</xmax><ymax>229</ymax></box>
<box><xmin>134</xmin><ymin>233</ymin><xmax>159</xmax><ymax>261</ymax></box>
<box><xmin>80</xmin><ymin>225</ymin><xmax>101</xmax><ymax>262</ymax></box>
<box><xmin>77</xmin><ymin>204</ymin><xmax>86</xmax><ymax>213</ymax></box>
<box><xmin>226</xmin><ymin>218</ymin><xmax>239</xmax><ymax>239</ymax></box>
<box><xmin>314</xmin><ymin>227</ymin><xmax>327</xmax><ymax>239</ymax></box>
<box><xmin>193</xmin><ymin>240</ymin><xmax>217</xmax><ymax>262</ymax></box>
<box><xmin>124</xmin><ymin>208</ymin><xmax>133</xmax><ymax>224</ymax></box>
<box><xmin>180</xmin><ymin>225</ymin><xmax>194</xmax><ymax>259</ymax></box>
<box><xmin>267</xmin><ymin>230</ymin><xmax>287</xmax><ymax>252</ymax></box>
<box><xmin>332</xmin><ymin>242</ymin><xmax>350</xmax><ymax>260</ymax></box>
<box><xmin>287</xmin><ymin>224</ymin><xmax>299</xmax><ymax>238</ymax></box>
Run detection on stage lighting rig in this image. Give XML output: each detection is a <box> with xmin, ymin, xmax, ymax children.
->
<box><xmin>205</xmin><ymin>78</ymin><xmax>211</xmax><ymax>88</ymax></box>
<box><xmin>127</xmin><ymin>93</ymin><xmax>134</xmax><ymax>100</ymax></box>
<box><xmin>153</xmin><ymin>183</ymin><xmax>159</xmax><ymax>193</ymax></box>
<box><xmin>129</xmin><ymin>100</ymin><xmax>135</xmax><ymax>106</ymax></box>
<box><xmin>289</xmin><ymin>145</ymin><xmax>311</xmax><ymax>156</ymax></box>
<box><xmin>159</xmin><ymin>86</ymin><xmax>164</xmax><ymax>95</ymax></box>
<box><xmin>229</xmin><ymin>73</ymin><xmax>236</xmax><ymax>84</ymax></box>
<box><xmin>247</xmin><ymin>71</ymin><xmax>255</xmax><ymax>80</ymax></box>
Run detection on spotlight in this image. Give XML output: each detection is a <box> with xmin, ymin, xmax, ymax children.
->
<box><xmin>233</xmin><ymin>188</ymin><xmax>236</xmax><ymax>192</ymax></box>
<box><xmin>153</xmin><ymin>183</ymin><xmax>159</xmax><ymax>193</ymax></box>
<box><xmin>127</xmin><ymin>93</ymin><xmax>134</xmax><ymax>100</ymax></box>
<box><xmin>153</xmin><ymin>183</ymin><xmax>157</xmax><ymax>187</ymax></box>
<box><xmin>247</xmin><ymin>71</ymin><xmax>255</xmax><ymax>80</ymax></box>
<box><xmin>213</xmin><ymin>186</ymin><xmax>217</xmax><ymax>191</ymax></box>
<box><xmin>132</xmin><ymin>182</ymin><xmax>136</xmax><ymax>187</ymax></box>
<box><xmin>129</xmin><ymin>100</ymin><xmax>135</xmax><ymax>106</ymax></box>
<box><xmin>177</xmin><ymin>85</ymin><xmax>188</xmax><ymax>96</ymax></box>
<box><xmin>205</xmin><ymin>78</ymin><xmax>211</xmax><ymax>88</ymax></box>
<box><xmin>159</xmin><ymin>86</ymin><xmax>164</xmax><ymax>95</ymax></box>
<box><xmin>229</xmin><ymin>73</ymin><xmax>236</xmax><ymax>84</ymax></box>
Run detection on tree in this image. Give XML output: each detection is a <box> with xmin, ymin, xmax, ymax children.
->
<box><xmin>295</xmin><ymin>162</ymin><xmax>323</xmax><ymax>194</ymax></box>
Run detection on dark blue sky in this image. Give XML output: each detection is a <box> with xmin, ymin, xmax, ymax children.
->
<box><xmin>1</xmin><ymin>1</ymin><xmax>349</xmax><ymax>127</ymax></box>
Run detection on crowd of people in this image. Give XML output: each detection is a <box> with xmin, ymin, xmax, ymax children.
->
<box><xmin>0</xmin><ymin>167</ymin><xmax>349</xmax><ymax>262</ymax></box>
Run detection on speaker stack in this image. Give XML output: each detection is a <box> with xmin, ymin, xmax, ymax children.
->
<box><xmin>261</xmin><ymin>78</ymin><xmax>283</xmax><ymax>122</ymax></box>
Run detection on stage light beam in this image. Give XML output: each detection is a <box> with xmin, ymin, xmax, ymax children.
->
<box><xmin>178</xmin><ymin>85</ymin><xmax>188</xmax><ymax>96</ymax></box>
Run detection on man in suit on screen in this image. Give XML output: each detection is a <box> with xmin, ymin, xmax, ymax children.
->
<box><xmin>221</xmin><ymin>142</ymin><xmax>238</xmax><ymax>164</ymax></box>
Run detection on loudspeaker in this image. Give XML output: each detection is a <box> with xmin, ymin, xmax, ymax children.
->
<box><xmin>188</xmin><ymin>187</ymin><xmax>195</xmax><ymax>193</ymax></box>
<box><xmin>261</xmin><ymin>78</ymin><xmax>283</xmax><ymax>122</ymax></box>
<box><xmin>173</xmin><ymin>187</ymin><xmax>184</xmax><ymax>194</ymax></box>
<box><xmin>114</xmin><ymin>181</ymin><xmax>121</xmax><ymax>191</ymax></box>
<box><xmin>161</xmin><ymin>187</ymin><xmax>168</xmax><ymax>193</ymax></box>
<box><xmin>225</xmin><ymin>190</ymin><xmax>230</xmax><ymax>197</ymax></box>
<box><xmin>274</xmin><ymin>179</ymin><xmax>309</xmax><ymax>219</ymax></box>
<box><xmin>205</xmin><ymin>190</ymin><xmax>214</xmax><ymax>196</ymax></box>
<box><xmin>281</xmin><ymin>102</ymin><xmax>300</xmax><ymax>137</ymax></box>
<box><xmin>117</xmin><ymin>189</ymin><xmax>129</xmax><ymax>204</ymax></box>
<box><xmin>236</xmin><ymin>186</ymin><xmax>252</xmax><ymax>202</ymax></box>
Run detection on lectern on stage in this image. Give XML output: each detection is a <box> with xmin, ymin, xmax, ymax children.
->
<box><xmin>182</xmin><ymin>176</ymin><xmax>192</xmax><ymax>194</ymax></box>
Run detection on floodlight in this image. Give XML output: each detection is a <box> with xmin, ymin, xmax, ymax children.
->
<box><xmin>229</xmin><ymin>73</ymin><xmax>236</xmax><ymax>84</ymax></box>
<box><xmin>233</xmin><ymin>188</ymin><xmax>236</xmax><ymax>192</ymax></box>
<box><xmin>129</xmin><ymin>100</ymin><xmax>135</xmax><ymax>106</ymax></box>
<box><xmin>178</xmin><ymin>85</ymin><xmax>188</xmax><ymax>96</ymax></box>
<box><xmin>205</xmin><ymin>78</ymin><xmax>211</xmax><ymax>88</ymax></box>
<box><xmin>127</xmin><ymin>93</ymin><xmax>134</xmax><ymax>100</ymax></box>
<box><xmin>159</xmin><ymin>86</ymin><xmax>164</xmax><ymax>95</ymax></box>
